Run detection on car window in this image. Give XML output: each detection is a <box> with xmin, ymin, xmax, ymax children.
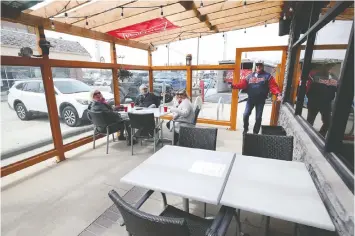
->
<box><xmin>23</xmin><ymin>82</ymin><xmax>40</xmax><ymax>93</ymax></box>
<box><xmin>54</xmin><ymin>80</ymin><xmax>91</xmax><ymax>94</ymax></box>
<box><xmin>15</xmin><ymin>82</ymin><xmax>25</xmax><ymax>90</ymax></box>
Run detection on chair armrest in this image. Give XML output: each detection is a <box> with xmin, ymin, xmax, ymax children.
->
<box><xmin>134</xmin><ymin>190</ymin><xmax>154</xmax><ymax>209</ymax></box>
<box><xmin>172</xmin><ymin>120</ymin><xmax>194</xmax><ymax>125</ymax></box>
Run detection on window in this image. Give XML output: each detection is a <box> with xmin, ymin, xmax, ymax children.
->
<box><xmin>15</xmin><ymin>82</ymin><xmax>25</xmax><ymax>90</ymax></box>
<box><xmin>23</xmin><ymin>82</ymin><xmax>40</xmax><ymax>93</ymax></box>
<box><xmin>54</xmin><ymin>80</ymin><xmax>91</xmax><ymax>94</ymax></box>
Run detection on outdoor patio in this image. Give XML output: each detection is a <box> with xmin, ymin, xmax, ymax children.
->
<box><xmin>1</xmin><ymin>125</ymin><xmax>295</xmax><ymax>236</ymax></box>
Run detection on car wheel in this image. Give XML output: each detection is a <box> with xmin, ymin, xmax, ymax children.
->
<box><xmin>62</xmin><ymin>106</ymin><xmax>81</xmax><ymax>127</ymax></box>
<box><xmin>15</xmin><ymin>102</ymin><xmax>32</xmax><ymax>120</ymax></box>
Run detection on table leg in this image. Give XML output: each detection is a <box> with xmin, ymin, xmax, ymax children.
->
<box><xmin>183</xmin><ymin>198</ymin><xmax>189</xmax><ymax>213</ymax></box>
<box><xmin>263</xmin><ymin>216</ymin><xmax>270</xmax><ymax>236</ymax></box>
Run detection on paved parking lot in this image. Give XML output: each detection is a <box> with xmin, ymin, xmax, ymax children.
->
<box><xmin>0</xmin><ymin>102</ymin><xmax>92</xmax><ymax>154</ymax></box>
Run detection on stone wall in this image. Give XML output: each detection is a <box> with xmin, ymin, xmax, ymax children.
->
<box><xmin>278</xmin><ymin>105</ymin><xmax>354</xmax><ymax>236</ymax></box>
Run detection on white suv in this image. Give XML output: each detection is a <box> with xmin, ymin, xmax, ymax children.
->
<box><xmin>8</xmin><ymin>78</ymin><xmax>114</xmax><ymax>127</ymax></box>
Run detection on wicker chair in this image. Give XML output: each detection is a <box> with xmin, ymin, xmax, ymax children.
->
<box><xmin>241</xmin><ymin>133</ymin><xmax>294</xmax><ymax>236</ymax></box>
<box><xmin>108</xmin><ymin>189</ymin><xmax>233</xmax><ymax>236</ymax></box>
<box><xmin>128</xmin><ymin>112</ymin><xmax>162</xmax><ymax>155</ymax></box>
<box><xmin>242</xmin><ymin>133</ymin><xmax>294</xmax><ymax>161</ymax></box>
<box><xmin>261</xmin><ymin>125</ymin><xmax>287</xmax><ymax>136</ymax></box>
<box><xmin>87</xmin><ymin>110</ymin><xmax>124</xmax><ymax>154</ymax></box>
<box><xmin>179</xmin><ymin>126</ymin><xmax>218</xmax><ymax>151</ymax></box>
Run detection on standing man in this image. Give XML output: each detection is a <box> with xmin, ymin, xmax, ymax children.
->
<box><xmin>305</xmin><ymin>65</ymin><xmax>338</xmax><ymax>137</ymax></box>
<box><xmin>231</xmin><ymin>61</ymin><xmax>282</xmax><ymax>134</ymax></box>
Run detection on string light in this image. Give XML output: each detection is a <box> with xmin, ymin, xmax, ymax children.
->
<box><xmin>51</xmin><ymin>19</ymin><xmax>55</xmax><ymax>29</ymax></box>
<box><xmin>86</xmin><ymin>16</ymin><xmax>88</xmax><ymax>26</ymax></box>
<box><xmin>200</xmin><ymin>1</ymin><xmax>203</xmax><ymax>8</ymax></box>
<box><xmin>222</xmin><ymin>32</ymin><xmax>225</xmax><ymax>37</ymax></box>
<box><xmin>179</xmin><ymin>36</ymin><xmax>181</xmax><ymax>40</ymax></box>
<box><xmin>121</xmin><ymin>7</ymin><xmax>124</xmax><ymax>18</ymax></box>
<box><xmin>283</xmin><ymin>13</ymin><xmax>287</xmax><ymax>20</ymax></box>
<box><xmin>289</xmin><ymin>7</ymin><xmax>293</xmax><ymax>12</ymax></box>
<box><xmin>332</xmin><ymin>19</ymin><xmax>335</xmax><ymax>23</ymax></box>
<box><xmin>160</xmin><ymin>6</ymin><xmax>163</xmax><ymax>16</ymax></box>
<box><xmin>64</xmin><ymin>6</ymin><xmax>68</xmax><ymax>18</ymax></box>
<box><xmin>265</xmin><ymin>21</ymin><xmax>267</xmax><ymax>27</ymax></box>
<box><xmin>199</xmin><ymin>34</ymin><xmax>202</xmax><ymax>38</ymax></box>
<box><xmin>243</xmin><ymin>0</ymin><xmax>247</xmax><ymax>8</ymax></box>
<box><xmin>244</xmin><ymin>28</ymin><xmax>246</xmax><ymax>33</ymax></box>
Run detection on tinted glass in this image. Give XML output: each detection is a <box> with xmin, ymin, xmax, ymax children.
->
<box><xmin>54</xmin><ymin>80</ymin><xmax>91</xmax><ymax>94</ymax></box>
<box><xmin>15</xmin><ymin>82</ymin><xmax>24</xmax><ymax>90</ymax></box>
<box><xmin>24</xmin><ymin>82</ymin><xmax>40</xmax><ymax>92</ymax></box>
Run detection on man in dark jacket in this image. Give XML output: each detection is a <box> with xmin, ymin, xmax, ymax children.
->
<box><xmin>231</xmin><ymin>61</ymin><xmax>282</xmax><ymax>134</ymax></box>
<box><xmin>88</xmin><ymin>90</ymin><xmax>136</xmax><ymax>145</ymax></box>
<box><xmin>135</xmin><ymin>84</ymin><xmax>162</xmax><ymax>108</ymax></box>
<box><xmin>305</xmin><ymin>65</ymin><xmax>338</xmax><ymax>137</ymax></box>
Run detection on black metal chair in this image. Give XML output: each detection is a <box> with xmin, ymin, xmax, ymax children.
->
<box><xmin>261</xmin><ymin>125</ymin><xmax>287</xmax><ymax>136</ymax></box>
<box><xmin>172</xmin><ymin>106</ymin><xmax>201</xmax><ymax>145</ymax></box>
<box><xmin>108</xmin><ymin>189</ymin><xmax>234</xmax><ymax>236</ymax></box>
<box><xmin>242</xmin><ymin>133</ymin><xmax>294</xmax><ymax>161</ymax></box>
<box><xmin>128</xmin><ymin>112</ymin><xmax>162</xmax><ymax>155</ymax></box>
<box><xmin>178</xmin><ymin>125</ymin><xmax>218</xmax><ymax>218</ymax></box>
<box><xmin>87</xmin><ymin>110</ymin><xmax>124</xmax><ymax>154</ymax></box>
<box><xmin>241</xmin><ymin>133</ymin><xmax>294</xmax><ymax>236</ymax></box>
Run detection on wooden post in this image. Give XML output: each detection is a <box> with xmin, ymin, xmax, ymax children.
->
<box><xmin>148</xmin><ymin>49</ymin><xmax>153</xmax><ymax>92</ymax></box>
<box><xmin>110</xmin><ymin>43</ymin><xmax>120</xmax><ymax>105</ymax></box>
<box><xmin>272</xmin><ymin>49</ymin><xmax>288</xmax><ymax>125</ymax></box>
<box><xmin>230</xmin><ymin>49</ymin><xmax>242</xmax><ymax>130</ymax></box>
<box><xmin>36</xmin><ymin>26</ymin><xmax>65</xmax><ymax>162</ymax></box>
<box><xmin>186</xmin><ymin>66</ymin><xmax>192</xmax><ymax>99</ymax></box>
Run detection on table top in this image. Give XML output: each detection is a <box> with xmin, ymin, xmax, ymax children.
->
<box><xmin>118</xmin><ymin>107</ymin><xmax>169</xmax><ymax>118</ymax></box>
<box><xmin>121</xmin><ymin>145</ymin><xmax>236</xmax><ymax>205</ymax></box>
<box><xmin>220</xmin><ymin>155</ymin><xmax>335</xmax><ymax>231</ymax></box>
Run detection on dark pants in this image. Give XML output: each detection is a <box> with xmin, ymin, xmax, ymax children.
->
<box><xmin>307</xmin><ymin>102</ymin><xmax>332</xmax><ymax>137</ymax></box>
<box><xmin>243</xmin><ymin>99</ymin><xmax>265</xmax><ymax>134</ymax></box>
<box><xmin>166</xmin><ymin>120</ymin><xmax>179</xmax><ymax>145</ymax></box>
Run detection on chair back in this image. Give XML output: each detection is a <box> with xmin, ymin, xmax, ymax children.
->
<box><xmin>179</xmin><ymin>126</ymin><xmax>218</xmax><ymax>151</ymax></box>
<box><xmin>87</xmin><ymin>110</ymin><xmax>112</xmax><ymax>128</ymax></box>
<box><xmin>108</xmin><ymin>190</ymin><xmax>189</xmax><ymax>236</ymax></box>
<box><xmin>261</xmin><ymin>125</ymin><xmax>286</xmax><ymax>136</ymax></box>
<box><xmin>192</xmin><ymin>106</ymin><xmax>201</xmax><ymax>125</ymax></box>
<box><xmin>128</xmin><ymin>112</ymin><xmax>155</xmax><ymax>133</ymax></box>
<box><xmin>242</xmin><ymin>134</ymin><xmax>293</xmax><ymax>161</ymax></box>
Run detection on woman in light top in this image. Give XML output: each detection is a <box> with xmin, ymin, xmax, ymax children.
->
<box><xmin>167</xmin><ymin>90</ymin><xmax>195</xmax><ymax>144</ymax></box>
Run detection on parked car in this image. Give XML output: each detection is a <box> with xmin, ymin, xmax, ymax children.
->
<box><xmin>80</xmin><ymin>76</ymin><xmax>95</xmax><ymax>85</ymax></box>
<box><xmin>7</xmin><ymin>78</ymin><xmax>114</xmax><ymax>127</ymax></box>
<box><xmin>94</xmin><ymin>77</ymin><xmax>112</xmax><ymax>86</ymax></box>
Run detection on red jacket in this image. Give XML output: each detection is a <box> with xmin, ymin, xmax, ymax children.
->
<box><xmin>232</xmin><ymin>71</ymin><xmax>281</xmax><ymax>100</ymax></box>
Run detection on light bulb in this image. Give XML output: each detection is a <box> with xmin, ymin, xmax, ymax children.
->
<box><xmin>51</xmin><ymin>21</ymin><xmax>55</xmax><ymax>29</ymax></box>
<box><xmin>244</xmin><ymin>28</ymin><xmax>246</xmax><ymax>33</ymax></box>
<box><xmin>289</xmin><ymin>7</ymin><xmax>293</xmax><ymax>12</ymax></box>
<box><xmin>121</xmin><ymin>7</ymin><xmax>124</xmax><ymax>18</ymax></box>
<box><xmin>160</xmin><ymin>6</ymin><xmax>163</xmax><ymax>16</ymax></box>
<box><xmin>265</xmin><ymin>21</ymin><xmax>267</xmax><ymax>27</ymax></box>
<box><xmin>200</xmin><ymin>1</ymin><xmax>203</xmax><ymax>8</ymax></box>
<box><xmin>283</xmin><ymin>13</ymin><xmax>287</xmax><ymax>20</ymax></box>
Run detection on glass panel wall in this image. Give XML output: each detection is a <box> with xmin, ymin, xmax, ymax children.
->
<box><xmin>1</xmin><ymin>66</ymin><xmax>54</xmax><ymax>166</ymax></box>
<box><xmin>51</xmin><ymin>67</ymin><xmax>114</xmax><ymax>144</ymax></box>
<box><xmin>118</xmin><ymin>69</ymin><xmax>149</xmax><ymax>105</ymax></box>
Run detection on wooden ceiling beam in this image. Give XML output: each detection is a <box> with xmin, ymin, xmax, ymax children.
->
<box><xmin>179</xmin><ymin>1</ymin><xmax>219</xmax><ymax>33</ymax></box>
<box><xmin>2</xmin><ymin>5</ymin><xmax>151</xmax><ymax>51</ymax></box>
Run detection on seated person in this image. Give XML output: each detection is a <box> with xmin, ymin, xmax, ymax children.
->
<box><xmin>88</xmin><ymin>90</ymin><xmax>137</xmax><ymax>145</ymax></box>
<box><xmin>166</xmin><ymin>90</ymin><xmax>195</xmax><ymax>144</ymax></box>
<box><xmin>135</xmin><ymin>84</ymin><xmax>162</xmax><ymax>108</ymax></box>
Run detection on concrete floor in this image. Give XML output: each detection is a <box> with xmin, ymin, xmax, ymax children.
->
<box><xmin>1</xmin><ymin>125</ymin><xmax>295</xmax><ymax>236</ymax></box>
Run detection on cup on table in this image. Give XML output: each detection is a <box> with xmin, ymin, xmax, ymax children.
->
<box><xmin>163</xmin><ymin>106</ymin><xmax>168</xmax><ymax>112</ymax></box>
<box><xmin>130</xmin><ymin>102</ymin><xmax>134</xmax><ymax>108</ymax></box>
<box><xmin>124</xmin><ymin>106</ymin><xmax>128</xmax><ymax>112</ymax></box>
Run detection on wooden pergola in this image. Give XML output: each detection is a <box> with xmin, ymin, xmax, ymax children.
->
<box><xmin>0</xmin><ymin>1</ymin><xmax>353</xmax><ymax>177</ymax></box>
